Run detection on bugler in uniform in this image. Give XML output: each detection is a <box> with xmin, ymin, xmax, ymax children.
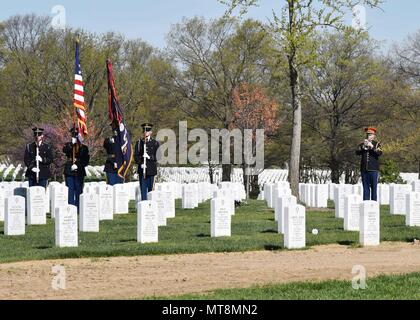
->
<box><xmin>356</xmin><ymin>127</ymin><xmax>383</xmax><ymax>201</ymax></box>
<box><xmin>24</xmin><ymin>127</ymin><xmax>54</xmax><ymax>188</ymax></box>
<box><xmin>134</xmin><ymin>123</ymin><xmax>160</xmax><ymax>201</ymax></box>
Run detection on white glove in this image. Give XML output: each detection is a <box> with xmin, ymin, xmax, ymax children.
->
<box><xmin>35</xmin><ymin>155</ymin><xmax>43</xmax><ymax>162</ymax></box>
<box><xmin>32</xmin><ymin>168</ymin><xmax>40</xmax><ymax>173</ymax></box>
<box><xmin>367</xmin><ymin>141</ymin><xmax>374</xmax><ymax>149</ymax></box>
<box><xmin>110</xmin><ymin>138</ymin><xmax>115</xmax><ymax>143</ymax></box>
<box><xmin>143</xmin><ymin>153</ymin><xmax>150</xmax><ymax>160</ymax></box>
<box><xmin>71</xmin><ymin>164</ymin><xmax>78</xmax><ymax>171</ymax></box>
<box><xmin>72</xmin><ymin>137</ymin><xmax>77</xmax><ymax>145</ymax></box>
<box><xmin>114</xmin><ymin>162</ymin><xmax>118</xmax><ymax>169</ymax></box>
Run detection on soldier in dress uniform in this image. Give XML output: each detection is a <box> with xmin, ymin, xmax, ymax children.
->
<box><xmin>134</xmin><ymin>123</ymin><xmax>161</xmax><ymax>201</ymax></box>
<box><xmin>24</xmin><ymin>127</ymin><xmax>54</xmax><ymax>188</ymax></box>
<box><xmin>63</xmin><ymin>127</ymin><xmax>90</xmax><ymax>208</ymax></box>
<box><xmin>356</xmin><ymin>127</ymin><xmax>383</xmax><ymax>201</ymax></box>
<box><xmin>103</xmin><ymin>119</ymin><xmax>124</xmax><ymax>186</ymax></box>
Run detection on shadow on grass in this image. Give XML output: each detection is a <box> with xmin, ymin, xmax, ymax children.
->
<box><xmin>196</xmin><ymin>233</ymin><xmax>210</xmax><ymax>238</ymax></box>
<box><xmin>35</xmin><ymin>246</ymin><xmax>52</xmax><ymax>250</ymax></box>
<box><xmin>337</xmin><ymin>240</ymin><xmax>355</xmax><ymax>246</ymax></box>
<box><xmin>261</xmin><ymin>229</ymin><xmax>277</xmax><ymax>234</ymax></box>
<box><xmin>264</xmin><ymin>244</ymin><xmax>282</xmax><ymax>251</ymax></box>
<box><xmin>119</xmin><ymin>239</ymin><xmax>136</xmax><ymax>243</ymax></box>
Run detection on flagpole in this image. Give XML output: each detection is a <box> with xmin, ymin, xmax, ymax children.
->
<box><xmin>72</xmin><ymin>36</ymin><xmax>80</xmax><ymax>165</ymax></box>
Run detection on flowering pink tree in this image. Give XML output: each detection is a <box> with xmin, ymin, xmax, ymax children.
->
<box><xmin>230</xmin><ymin>83</ymin><xmax>281</xmax><ymax>198</ymax></box>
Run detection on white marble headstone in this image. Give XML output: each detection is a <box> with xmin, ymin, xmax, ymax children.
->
<box><xmin>390</xmin><ymin>184</ymin><xmax>411</xmax><ymax>215</ymax></box>
<box><xmin>277</xmin><ymin>195</ymin><xmax>297</xmax><ymax>234</ymax></box>
<box><xmin>213</xmin><ymin>189</ymin><xmax>235</xmax><ymax>216</ymax></box>
<box><xmin>0</xmin><ymin>187</ymin><xmax>5</xmax><ymax>222</ymax></box>
<box><xmin>4</xmin><ymin>196</ymin><xmax>25</xmax><ymax>236</ymax></box>
<box><xmin>148</xmin><ymin>191</ymin><xmax>167</xmax><ymax>226</ymax></box>
<box><xmin>79</xmin><ymin>193</ymin><xmax>99</xmax><ymax>232</ymax></box>
<box><xmin>45</xmin><ymin>186</ymin><xmax>51</xmax><ymax>214</ymax></box>
<box><xmin>27</xmin><ymin>186</ymin><xmax>47</xmax><ymax>225</ymax></box>
<box><xmin>97</xmin><ymin>185</ymin><xmax>114</xmax><ymax>221</ymax></box>
<box><xmin>137</xmin><ymin>200</ymin><xmax>158</xmax><ymax>243</ymax></box>
<box><xmin>182</xmin><ymin>184</ymin><xmax>198</xmax><ymax>209</ymax></box>
<box><xmin>315</xmin><ymin>184</ymin><xmax>328</xmax><ymax>208</ymax></box>
<box><xmin>51</xmin><ymin>184</ymin><xmax>68</xmax><ymax>219</ymax></box>
<box><xmin>334</xmin><ymin>185</ymin><xmax>353</xmax><ymax>218</ymax></box>
<box><xmin>273</xmin><ymin>187</ymin><xmax>292</xmax><ymax>214</ymax></box>
<box><xmin>359</xmin><ymin>201</ymin><xmax>380</xmax><ymax>246</ymax></box>
<box><xmin>344</xmin><ymin>194</ymin><xmax>362</xmax><ymax>231</ymax></box>
<box><xmin>113</xmin><ymin>184</ymin><xmax>129</xmax><ymax>214</ymax></box>
<box><xmin>156</xmin><ymin>184</ymin><xmax>175</xmax><ymax>218</ymax></box>
<box><xmin>284</xmin><ymin>204</ymin><xmax>306</xmax><ymax>249</ymax></box>
<box><xmin>211</xmin><ymin>197</ymin><xmax>231</xmax><ymax>237</ymax></box>
<box><xmin>406</xmin><ymin>192</ymin><xmax>420</xmax><ymax>227</ymax></box>
<box><xmin>412</xmin><ymin>180</ymin><xmax>420</xmax><ymax>193</ymax></box>
<box><xmin>55</xmin><ymin>205</ymin><xmax>78</xmax><ymax>247</ymax></box>
<box><xmin>378</xmin><ymin>184</ymin><xmax>390</xmax><ymax>205</ymax></box>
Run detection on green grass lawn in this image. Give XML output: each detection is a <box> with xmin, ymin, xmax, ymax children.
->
<box><xmin>148</xmin><ymin>272</ymin><xmax>420</xmax><ymax>300</ymax></box>
<box><xmin>0</xmin><ymin>200</ymin><xmax>419</xmax><ymax>263</ymax></box>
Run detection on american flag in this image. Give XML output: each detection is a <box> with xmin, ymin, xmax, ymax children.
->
<box><xmin>74</xmin><ymin>39</ymin><xmax>87</xmax><ymax>138</ymax></box>
<box><xmin>106</xmin><ymin>59</ymin><xmax>133</xmax><ymax>180</ymax></box>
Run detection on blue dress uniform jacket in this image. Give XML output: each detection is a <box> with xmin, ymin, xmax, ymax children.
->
<box><xmin>355</xmin><ymin>140</ymin><xmax>383</xmax><ymax>172</ymax></box>
<box><xmin>103</xmin><ymin>137</ymin><xmax>119</xmax><ymax>173</ymax></box>
<box><xmin>62</xmin><ymin>143</ymin><xmax>90</xmax><ymax>177</ymax></box>
<box><xmin>134</xmin><ymin>138</ymin><xmax>160</xmax><ymax>176</ymax></box>
<box><xmin>24</xmin><ymin>142</ymin><xmax>54</xmax><ymax>179</ymax></box>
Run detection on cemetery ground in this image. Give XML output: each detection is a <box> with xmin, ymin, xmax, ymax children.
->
<box><xmin>0</xmin><ymin>199</ymin><xmax>419</xmax><ymax>299</ymax></box>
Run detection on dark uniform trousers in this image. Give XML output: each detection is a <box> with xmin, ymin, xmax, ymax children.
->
<box><xmin>356</xmin><ymin>140</ymin><xmax>383</xmax><ymax>201</ymax></box>
<box><xmin>134</xmin><ymin>138</ymin><xmax>160</xmax><ymax>201</ymax></box>
<box><xmin>139</xmin><ymin>175</ymin><xmax>155</xmax><ymax>201</ymax></box>
<box><xmin>29</xmin><ymin>178</ymin><xmax>48</xmax><ymax>188</ymax></box>
<box><xmin>63</xmin><ymin>143</ymin><xmax>90</xmax><ymax>209</ymax></box>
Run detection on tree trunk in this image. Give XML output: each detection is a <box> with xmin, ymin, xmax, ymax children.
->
<box><xmin>222</xmin><ymin>164</ymin><xmax>231</xmax><ymax>181</ymax></box>
<box><xmin>249</xmin><ymin>172</ymin><xmax>260</xmax><ymax>199</ymax></box>
<box><xmin>288</xmin><ymin>59</ymin><xmax>302</xmax><ymax>201</ymax></box>
<box><xmin>330</xmin><ymin>161</ymin><xmax>341</xmax><ymax>184</ymax></box>
<box><xmin>242</xmin><ymin>164</ymin><xmax>249</xmax><ymax>199</ymax></box>
<box><xmin>208</xmin><ymin>164</ymin><xmax>214</xmax><ymax>184</ymax></box>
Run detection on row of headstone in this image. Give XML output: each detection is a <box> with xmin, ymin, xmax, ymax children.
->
<box><xmin>180</xmin><ymin>181</ymin><xmax>244</xmax><ymax>210</ymax></box>
<box><xmin>263</xmin><ymin>181</ymin><xmax>291</xmax><ymax>209</ymax></box>
<box><xmin>299</xmin><ymin>184</ymin><xmax>329</xmax><ymax>208</ymax></box>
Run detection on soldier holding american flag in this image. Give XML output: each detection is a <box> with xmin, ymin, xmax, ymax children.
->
<box><xmin>63</xmin><ymin>38</ymin><xmax>90</xmax><ymax>207</ymax></box>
